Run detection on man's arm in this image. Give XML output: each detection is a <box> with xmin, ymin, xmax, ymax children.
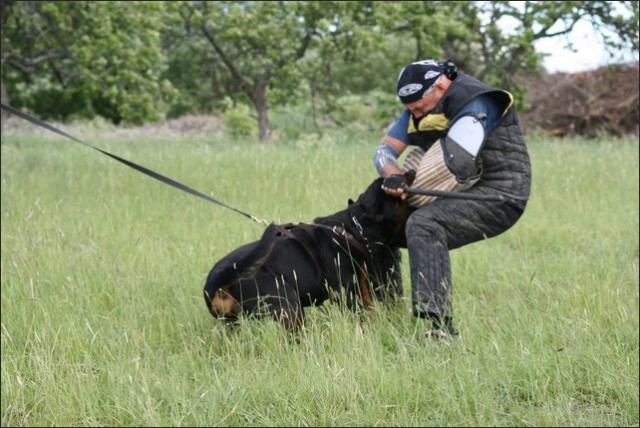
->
<box><xmin>373</xmin><ymin>110</ymin><xmax>412</xmax><ymax>198</ymax></box>
<box><xmin>374</xmin><ymin>136</ymin><xmax>407</xmax><ymax>177</ymax></box>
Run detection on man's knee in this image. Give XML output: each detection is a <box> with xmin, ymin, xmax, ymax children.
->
<box><xmin>406</xmin><ymin>210</ymin><xmax>447</xmax><ymax>243</ymax></box>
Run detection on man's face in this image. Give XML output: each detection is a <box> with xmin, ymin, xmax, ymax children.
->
<box><xmin>403</xmin><ymin>77</ymin><xmax>447</xmax><ymax>119</ymax></box>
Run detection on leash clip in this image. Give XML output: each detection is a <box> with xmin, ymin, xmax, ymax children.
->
<box><xmin>351</xmin><ymin>216</ymin><xmax>364</xmax><ymax>236</ymax></box>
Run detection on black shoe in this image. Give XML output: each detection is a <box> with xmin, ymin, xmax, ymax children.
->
<box><xmin>428</xmin><ymin>313</ymin><xmax>459</xmax><ymax>337</ymax></box>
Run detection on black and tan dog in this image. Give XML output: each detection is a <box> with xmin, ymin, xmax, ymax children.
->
<box><xmin>203</xmin><ymin>170</ymin><xmax>416</xmax><ymax>330</ymax></box>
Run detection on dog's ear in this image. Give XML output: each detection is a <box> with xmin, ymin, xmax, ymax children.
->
<box><xmin>351</xmin><ymin>178</ymin><xmax>383</xmax><ymax>221</ymax></box>
<box><xmin>404</xmin><ymin>169</ymin><xmax>417</xmax><ymax>187</ymax></box>
<box><xmin>348</xmin><ymin>198</ymin><xmax>355</xmax><ymax>205</ymax></box>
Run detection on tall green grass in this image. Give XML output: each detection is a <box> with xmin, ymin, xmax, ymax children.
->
<box><xmin>1</xmin><ymin>124</ymin><xmax>638</xmax><ymax>426</ymax></box>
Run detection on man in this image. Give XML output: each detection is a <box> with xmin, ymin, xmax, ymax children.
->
<box><xmin>373</xmin><ymin>59</ymin><xmax>531</xmax><ymax>337</ymax></box>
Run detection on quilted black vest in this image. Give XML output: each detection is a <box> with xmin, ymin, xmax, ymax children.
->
<box><xmin>406</xmin><ymin>73</ymin><xmax>531</xmax><ymax>200</ymax></box>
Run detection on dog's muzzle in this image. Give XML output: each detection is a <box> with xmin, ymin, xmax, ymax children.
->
<box><xmin>204</xmin><ymin>286</ymin><xmax>239</xmax><ymax>318</ymax></box>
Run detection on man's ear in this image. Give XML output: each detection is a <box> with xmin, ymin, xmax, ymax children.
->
<box><xmin>435</xmin><ymin>77</ymin><xmax>450</xmax><ymax>91</ymax></box>
<box><xmin>405</xmin><ymin>169</ymin><xmax>417</xmax><ymax>187</ymax></box>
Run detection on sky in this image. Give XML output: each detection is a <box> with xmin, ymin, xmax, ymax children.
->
<box><xmin>491</xmin><ymin>1</ymin><xmax>638</xmax><ymax>74</ymax></box>
<box><xmin>535</xmin><ymin>19</ymin><xmax>639</xmax><ymax>73</ymax></box>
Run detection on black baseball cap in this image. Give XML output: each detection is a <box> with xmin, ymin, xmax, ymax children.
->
<box><xmin>397</xmin><ymin>59</ymin><xmax>458</xmax><ymax>104</ymax></box>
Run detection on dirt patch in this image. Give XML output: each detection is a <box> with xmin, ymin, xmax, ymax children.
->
<box><xmin>1</xmin><ymin>113</ymin><xmax>226</xmax><ymax>142</ymax></box>
<box><xmin>139</xmin><ymin>114</ymin><xmax>226</xmax><ymax>135</ymax></box>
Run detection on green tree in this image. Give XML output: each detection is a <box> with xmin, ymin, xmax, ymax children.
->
<box><xmin>176</xmin><ymin>1</ymin><xmax>319</xmax><ymax>142</ymax></box>
<box><xmin>304</xmin><ymin>2</ymin><xmax>469</xmax><ymax>131</ymax></box>
<box><xmin>1</xmin><ymin>1</ymin><xmax>176</xmax><ymax>125</ymax></box>
<box><xmin>172</xmin><ymin>1</ymin><xmax>410</xmax><ymax>142</ymax></box>
<box><xmin>441</xmin><ymin>1</ymin><xmax>639</xmax><ymax>96</ymax></box>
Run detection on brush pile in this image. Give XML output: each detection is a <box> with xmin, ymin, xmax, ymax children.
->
<box><xmin>519</xmin><ymin>64</ymin><xmax>639</xmax><ymax>137</ymax></box>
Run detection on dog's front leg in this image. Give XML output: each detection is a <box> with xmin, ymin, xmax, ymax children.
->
<box><xmin>261</xmin><ymin>288</ymin><xmax>305</xmax><ymax>332</ymax></box>
<box><xmin>358</xmin><ymin>265</ymin><xmax>375</xmax><ymax>310</ymax></box>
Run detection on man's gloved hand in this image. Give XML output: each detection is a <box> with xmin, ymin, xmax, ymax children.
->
<box><xmin>382</xmin><ymin>174</ymin><xmax>407</xmax><ymax>190</ymax></box>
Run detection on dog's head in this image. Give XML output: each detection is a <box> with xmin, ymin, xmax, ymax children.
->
<box><xmin>347</xmin><ymin>169</ymin><xmax>416</xmax><ymax>245</ymax></box>
<box><xmin>203</xmin><ymin>224</ymin><xmax>307</xmax><ymax>330</ymax></box>
<box><xmin>205</xmin><ymin>277</ymin><xmax>305</xmax><ymax>331</ymax></box>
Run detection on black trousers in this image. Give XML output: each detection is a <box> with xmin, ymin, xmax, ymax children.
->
<box><xmin>403</xmin><ymin>194</ymin><xmax>527</xmax><ymax>318</ymax></box>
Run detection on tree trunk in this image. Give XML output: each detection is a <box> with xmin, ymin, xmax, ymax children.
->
<box><xmin>253</xmin><ymin>87</ymin><xmax>271</xmax><ymax>143</ymax></box>
<box><xmin>1</xmin><ymin>78</ymin><xmax>8</xmax><ymax>136</ymax></box>
<box><xmin>257</xmin><ymin>107</ymin><xmax>271</xmax><ymax>142</ymax></box>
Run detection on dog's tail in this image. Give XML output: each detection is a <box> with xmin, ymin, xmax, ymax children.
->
<box><xmin>206</xmin><ymin>223</ymin><xmax>279</xmax><ymax>288</ymax></box>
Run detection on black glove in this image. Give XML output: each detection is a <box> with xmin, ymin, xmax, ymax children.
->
<box><xmin>382</xmin><ymin>174</ymin><xmax>407</xmax><ymax>190</ymax></box>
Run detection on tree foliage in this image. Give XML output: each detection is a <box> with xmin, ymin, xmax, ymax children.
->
<box><xmin>1</xmin><ymin>1</ymin><xmax>637</xmax><ymax>138</ymax></box>
<box><xmin>166</xmin><ymin>1</ymin><xmax>399</xmax><ymax>141</ymax></box>
<box><xmin>1</xmin><ymin>1</ymin><xmax>177</xmax><ymax>124</ymax></box>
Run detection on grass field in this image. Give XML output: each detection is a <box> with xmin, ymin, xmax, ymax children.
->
<box><xmin>1</xmin><ymin>122</ymin><xmax>638</xmax><ymax>426</ymax></box>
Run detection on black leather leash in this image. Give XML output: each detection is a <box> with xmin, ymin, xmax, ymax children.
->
<box><xmin>2</xmin><ymin>102</ymin><xmax>505</xmax><ymax>216</ymax></box>
<box><xmin>404</xmin><ymin>186</ymin><xmax>506</xmax><ymax>202</ymax></box>
<box><xmin>1</xmin><ymin>102</ymin><xmax>269</xmax><ymax>225</ymax></box>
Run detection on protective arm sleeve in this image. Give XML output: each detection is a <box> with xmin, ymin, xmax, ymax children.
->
<box><xmin>452</xmin><ymin>94</ymin><xmax>501</xmax><ymax>134</ymax></box>
<box><xmin>373</xmin><ymin>140</ymin><xmax>401</xmax><ymax>175</ymax></box>
<box><xmin>374</xmin><ymin>110</ymin><xmax>410</xmax><ymax>176</ymax></box>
